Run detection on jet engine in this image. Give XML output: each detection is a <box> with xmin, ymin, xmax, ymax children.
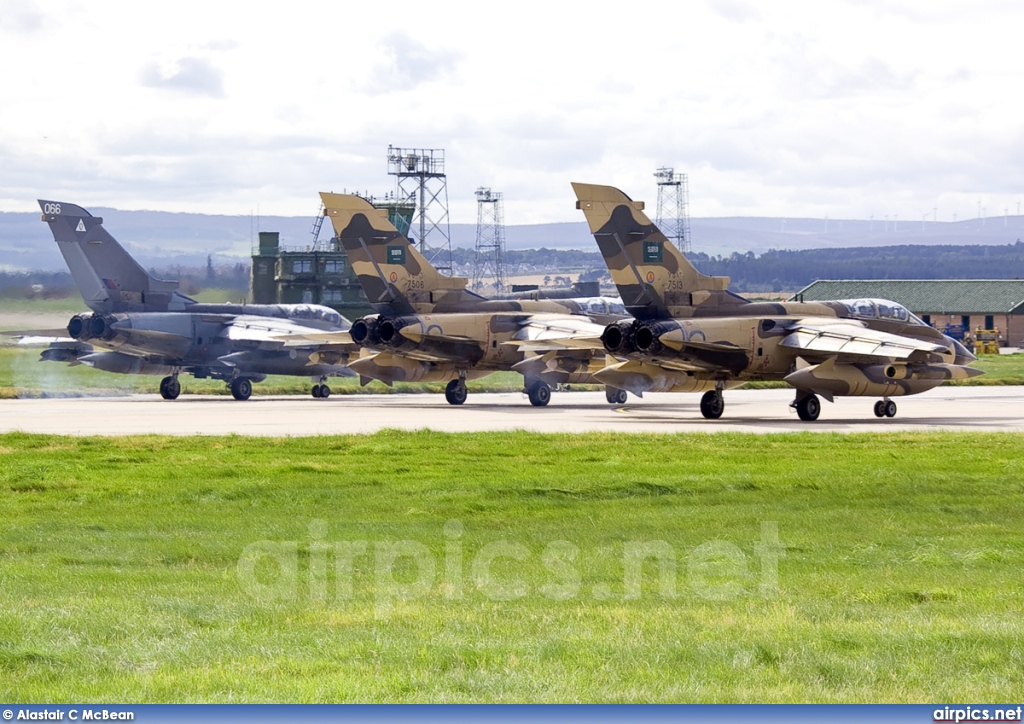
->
<box><xmin>66</xmin><ymin>313</ymin><xmax>94</xmax><ymax>341</ymax></box>
<box><xmin>632</xmin><ymin>320</ymin><xmax>679</xmax><ymax>356</ymax></box>
<box><xmin>350</xmin><ymin>315</ymin><xmax>382</xmax><ymax>347</ymax></box>
<box><xmin>66</xmin><ymin>313</ymin><xmax>118</xmax><ymax>342</ymax></box>
<box><xmin>601</xmin><ymin>319</ymin><xmax>639</xmax><ymax>355</ymax></box>
<box><xmin>373</xmin><ymin>316</ymin><xmax>420</xmax><ymax>352</ymax></box>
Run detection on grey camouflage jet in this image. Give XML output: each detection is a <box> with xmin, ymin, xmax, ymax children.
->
<box><xmin>35</xmin><ymin>200</ymin><xmax>357</xmax><ymax>400</ymax></box>
<box><xmin>571</xmin><ymin>183</ymin><xmax>981</xmax><ymax>421</ymax></box>
<box><xmin>312</xmin><ymin>192</ymin><xmax>626</xmax><ymax>406</ymax></box>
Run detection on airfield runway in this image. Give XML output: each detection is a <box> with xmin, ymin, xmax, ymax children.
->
<box><xmin>1</xmin><ymin>386</ymin><xmax>1022</xmax><ymax>436</ymax></box>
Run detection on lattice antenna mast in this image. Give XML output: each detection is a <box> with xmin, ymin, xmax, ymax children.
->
<box><xmin>310</xmin><ymin>201</ymin><xmax>327</xmax><ymax>250</ymax></box>
<box><xmin>387</xmin><ymin>145</ymin><xmax>453</xmax><ymax>273</ymax></box>
<box><xmin>472</xmin><ymin>187</ymin><xmax>506</xmax><ymax>295</ymax></box>
<box><xmin>654</xmin><ymin>167</ymin><xmax>691</xmax><ymax>254</ymax></box>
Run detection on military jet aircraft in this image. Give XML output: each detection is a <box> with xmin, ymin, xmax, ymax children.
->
<box><xmin>35</xmin><ymin>200</ymin><xmax>357</xmax><ymax>400</ymax></box>
<box><xmin>571</xmin><ymin>183</ymin><xmax>981</xmax><ymax>421</ymax></box>
<box><xmin>314</xmin><ymin>192</ymin><xmax>625</xmax><ymax>406</ymax></box>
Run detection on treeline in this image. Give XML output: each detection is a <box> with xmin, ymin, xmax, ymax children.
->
<box><xmin>9</xmin><ymin>242</ymin><xmax>1024</xmax><ymax>298</ymax></box>
<box><xmin>689</xmin><ymin>242</ymin><xmax>1024</xmax><ymax>291</ymax></box>
<box><xmin>454</xmin><ymin>242</ymin><xmax>1024</xmax><ymax>292</ymax></box>
<box><xmin>449</xmin><ymin>247</ymin><xmax>604</xmax><ymax>270</ymax></box>
<box><xmin>0</xmin><ymin>259</ymin><xmax>250</xmax><ymax>298</ymax></box>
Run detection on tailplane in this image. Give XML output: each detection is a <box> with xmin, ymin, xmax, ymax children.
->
<box><xmin>320</xmin><ymin>192</ymin><xmax>471</xmax><ymax>315</ymax></box>
<box><xmin>38</xmin><ymin>200</ymin><xmax>189</xmax><ymax>313</ymax></box>
<box><xmin>571</xmin><ymin>183</ymin><xmax>741</xmax><ymax>320</ymax></box>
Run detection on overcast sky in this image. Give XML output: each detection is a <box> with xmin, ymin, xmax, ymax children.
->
<box><xmin>2</xmin><ymin>0</ymin><xmax>1022</xmax><ymax>225</ymax></box>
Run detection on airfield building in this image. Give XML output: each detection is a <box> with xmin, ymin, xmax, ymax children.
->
<box><xmin>791</xmin><ymin>279</ymin><xmax>1024</xmax><ymax>347</ymax></box>
<box><xmin>250</xmin><ymin>200</ymin><xmax>415</xmax><ymax>320</ymax></box>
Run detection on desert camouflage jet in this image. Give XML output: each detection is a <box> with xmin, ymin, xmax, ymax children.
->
<box><xmin>315</xmin><ymin>192</ymin><xmax>625</xmax><ymax>406</ymax></box>
<box><xmin>35</xmin><ymin>200</ymin><xmax>357</xmax><ymax>400</ymax></box>
<box><xmin>572</xmin><ymin>183</ymin><xmax>981</xmax><ymax>421</ymax></box>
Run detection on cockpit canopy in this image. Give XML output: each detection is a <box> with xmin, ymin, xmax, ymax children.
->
<box><xmin>577</xmin><ymin>297</ymin><xmax>627</xmax><ymax>316</ymax></box>
<box><xmin>838</xmin><ymin>298</ymin><xmax>926</xmax><ymax>326</ymax></box>
<box><xmin>286</xmin><ymin>304</ymin><xmax>350</xmax><ymax>329</ymax></box>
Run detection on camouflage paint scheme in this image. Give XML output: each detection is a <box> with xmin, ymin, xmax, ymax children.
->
<box><xmin>318</xmin><ymin>193</ymin><xmax>617</xmax><ymax>404</ymax></box>
<box><xmin>572</xmin><ymin>183</ymin><xmax>981</xmax><ymax>419</ymax></box>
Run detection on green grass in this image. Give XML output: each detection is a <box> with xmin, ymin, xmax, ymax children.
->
<box><xmin>0</xmin><ymin>287</ymin><xmax>243</xmax><ymax>312</ymax></box>
<box><xmin>948</xmin><ymin>352</ymin><xmax>1024</xmax><ymax>385</ymax></box>
<box><xmin>1</xmin><ymin>431</ymin><xmax>1022</xmax><ymax>702</ymax></box>
<box><xmin>0</xmin><ymin>347</ymin><xmax>578</xmax><ymax>398</ymax></box>
<box><xmin>0</xmin><ymin>295</ymin><xmax>86</xmax><ymax>315</ymax></box>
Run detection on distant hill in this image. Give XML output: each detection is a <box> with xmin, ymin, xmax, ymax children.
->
<box><xmin>3</xmin><ymin>205</ymin><xmax>1023</xmax><ymax>273</ymax></box>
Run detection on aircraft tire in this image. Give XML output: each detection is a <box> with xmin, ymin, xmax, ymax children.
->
<box><xmin>527</xmin><ymin>380</ymin><xmax>552</xmax><ymax>407</ymax></box>
<box><xmin>605</xmin><ymin>387</ymin><xmax>628</xmax><ymax>405</ymax></box>
<box><xmin>883</xmin><ymin>400</ymin><xmax>897</xmax><ymax>418</ymax></box>
<box><xmin>874</xmin><ymin>400</ymin><xmax>886</xmax><ymax>417</ymax></box>
<box><xmin>159</xmin><ymin>376</ymin><xmax>180</xmax><ymax>400</ymax></box>
<box><xmin>699</xmin><ymin>390</ymin><xmax>724</xmax><ymax>419</ymax></box>
<box><xmin>311</xmin><ymin>385</ymin><xmax>322</xmax><ymax>398</ymax></box>
<box><xmin>445</xmin><ymin>379</ymin><xmax>468</xmax><ymax>405</ymax></box>
<box><xmin>320</xmin><ymin>385</ymin><xmax>331</xmax><ymax>399</ymax></box>
<box><xmin>231</xmin><ymin>378</ymin><xmax>253</xmax><ymax>401</ymax></box>
<box><xmin>796</xmin><ymin>393</ymin><xmax>821</xmax><ymax>422</ymax></box>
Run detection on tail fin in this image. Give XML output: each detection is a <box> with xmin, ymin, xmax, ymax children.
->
<box><xmin>320</xmin><ymin>192</ymin><xmax>470</xmax><ymax>315</ymax></box>
<box><xmin>571</xmin><ymin>183</ymin><xmax>737</xmax><ymax>320</ymax></box>
<box><xmin>38</xmin><ymin>200</ymin><xmax>188</xmax><ymax>313</ymax></box>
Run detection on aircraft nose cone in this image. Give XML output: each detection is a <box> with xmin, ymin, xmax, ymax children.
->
<box><xmin>949</xmin><ymin>337</ymin><xmax>977</xmax><ymax>364</ymax></box>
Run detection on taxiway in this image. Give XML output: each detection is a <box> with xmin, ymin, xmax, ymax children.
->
<box><xmin>1</xmin><ymin>386</ymin><xmax>1022</xmax><ymax>436</ymax></box>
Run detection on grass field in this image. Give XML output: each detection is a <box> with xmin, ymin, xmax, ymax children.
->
<box><xmin>1</xmin><ymin>431</ymin><xmax>1022</xmax><ymax>702</ymax></box>
<box><xmin>0</xmin><ymin>288</ymin><xmax>242</xmax><ymax>316</ymax></box>
<box><xmin>0</xmin><ymin>347</ymin><xmax>536</xmax><ymax>398</ymax></box>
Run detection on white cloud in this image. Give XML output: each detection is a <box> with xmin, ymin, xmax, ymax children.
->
<box><xmin>141</xmin><ymin>56</ymin><xmax>226</xmax><ymax>98</ymax></box>
<box><xmin>0</xmin><ymin>0</ymin><xmax>1021</xmax><ymax>226</ymax></box>
<box><xmin>0</xmin><ymin>0</ymin><xmax>45</xmax><ymax>33</ymax></box>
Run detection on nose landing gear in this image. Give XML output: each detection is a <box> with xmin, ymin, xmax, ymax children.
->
<box><xmin>874</xmin><ymin>399</ymin><xmax>897</xmax><ymax>418</ymax></box>
<box><xmin>159</xmin><ymin>373</ymin><xmax>181</xmax><ymax>400</ymax></box>
<box><xmin>311</xmin><ymin>376</ymin><xmax>331</xmax><ymax>399</ymax></box>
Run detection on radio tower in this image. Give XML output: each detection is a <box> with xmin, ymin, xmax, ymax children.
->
<box><xmin>654</xmin><ymin>167</ymin><xmax>691</xmax><ymax>253</ymax></box>
<box><xmin>387</xmin><ymin>145</ymin><xmax>453</xmax><ymax>273</ymax></box>
<box><xmin>472</xmin><ymin>187</ymin><xmax>507</xmax><ymax>295</ymax></box>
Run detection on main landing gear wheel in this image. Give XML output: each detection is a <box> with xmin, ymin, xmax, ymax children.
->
<box><xmin>795</xmin><ymin>393</ymin><xmax>821</xmax><ymax>422</ymax></box>
<box><xmin>230</xmin><ymin>378</ymin><xmax>253</xmax><ymax>401</ymax></box>
<box><xmin>159</xmin><ymin>375</ymin><xmax>180</xmax><ymax>400</ymax></box>
<box><xmin>312</xmin><ymin>384</ymin><xmax>331</xmax><ymax>398</ymax></box>
<box><xmin>445</xmin><ymin>379</ymin><xmax>468</xmax><ymax>405</ymax></box>
<box><xmin>527</xmin><ymin>380</ymin><xmax>552</xmax><ymax>407</ymax></box>
<box><xmin>605</xmin><ymin>387</ymin><xmax>628</xmax><ymax>405</ymax></box>
<box><xmin>699</xmin><ymin>390</ymin><xmax>725</xmax><ymax>419</ymax></box>
<box><xmin>884</xmin><ymin>399</ymin><xmax>896</xmax><ymax>418</ymax></box>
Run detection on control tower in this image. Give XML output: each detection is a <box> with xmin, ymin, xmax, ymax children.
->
<box><xmin>387</xmin><ymin>145</ymin><xmax>453</xmax><ymax>273</ymax></box>
<box><xmin>654</xmin><ymin>167</ymin><xmax>691</xmax><ymax>254</ymax></box>
<box><xmin>472</xmin><ymin>187</ymin><xmax>507</xmax><ymax>295</ymax></box>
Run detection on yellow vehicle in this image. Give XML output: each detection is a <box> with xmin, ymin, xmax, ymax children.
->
<box><xmin>973</xmin><ymin>329</ymin><xmax>1001</xmax><ymax>355</ymax></box>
